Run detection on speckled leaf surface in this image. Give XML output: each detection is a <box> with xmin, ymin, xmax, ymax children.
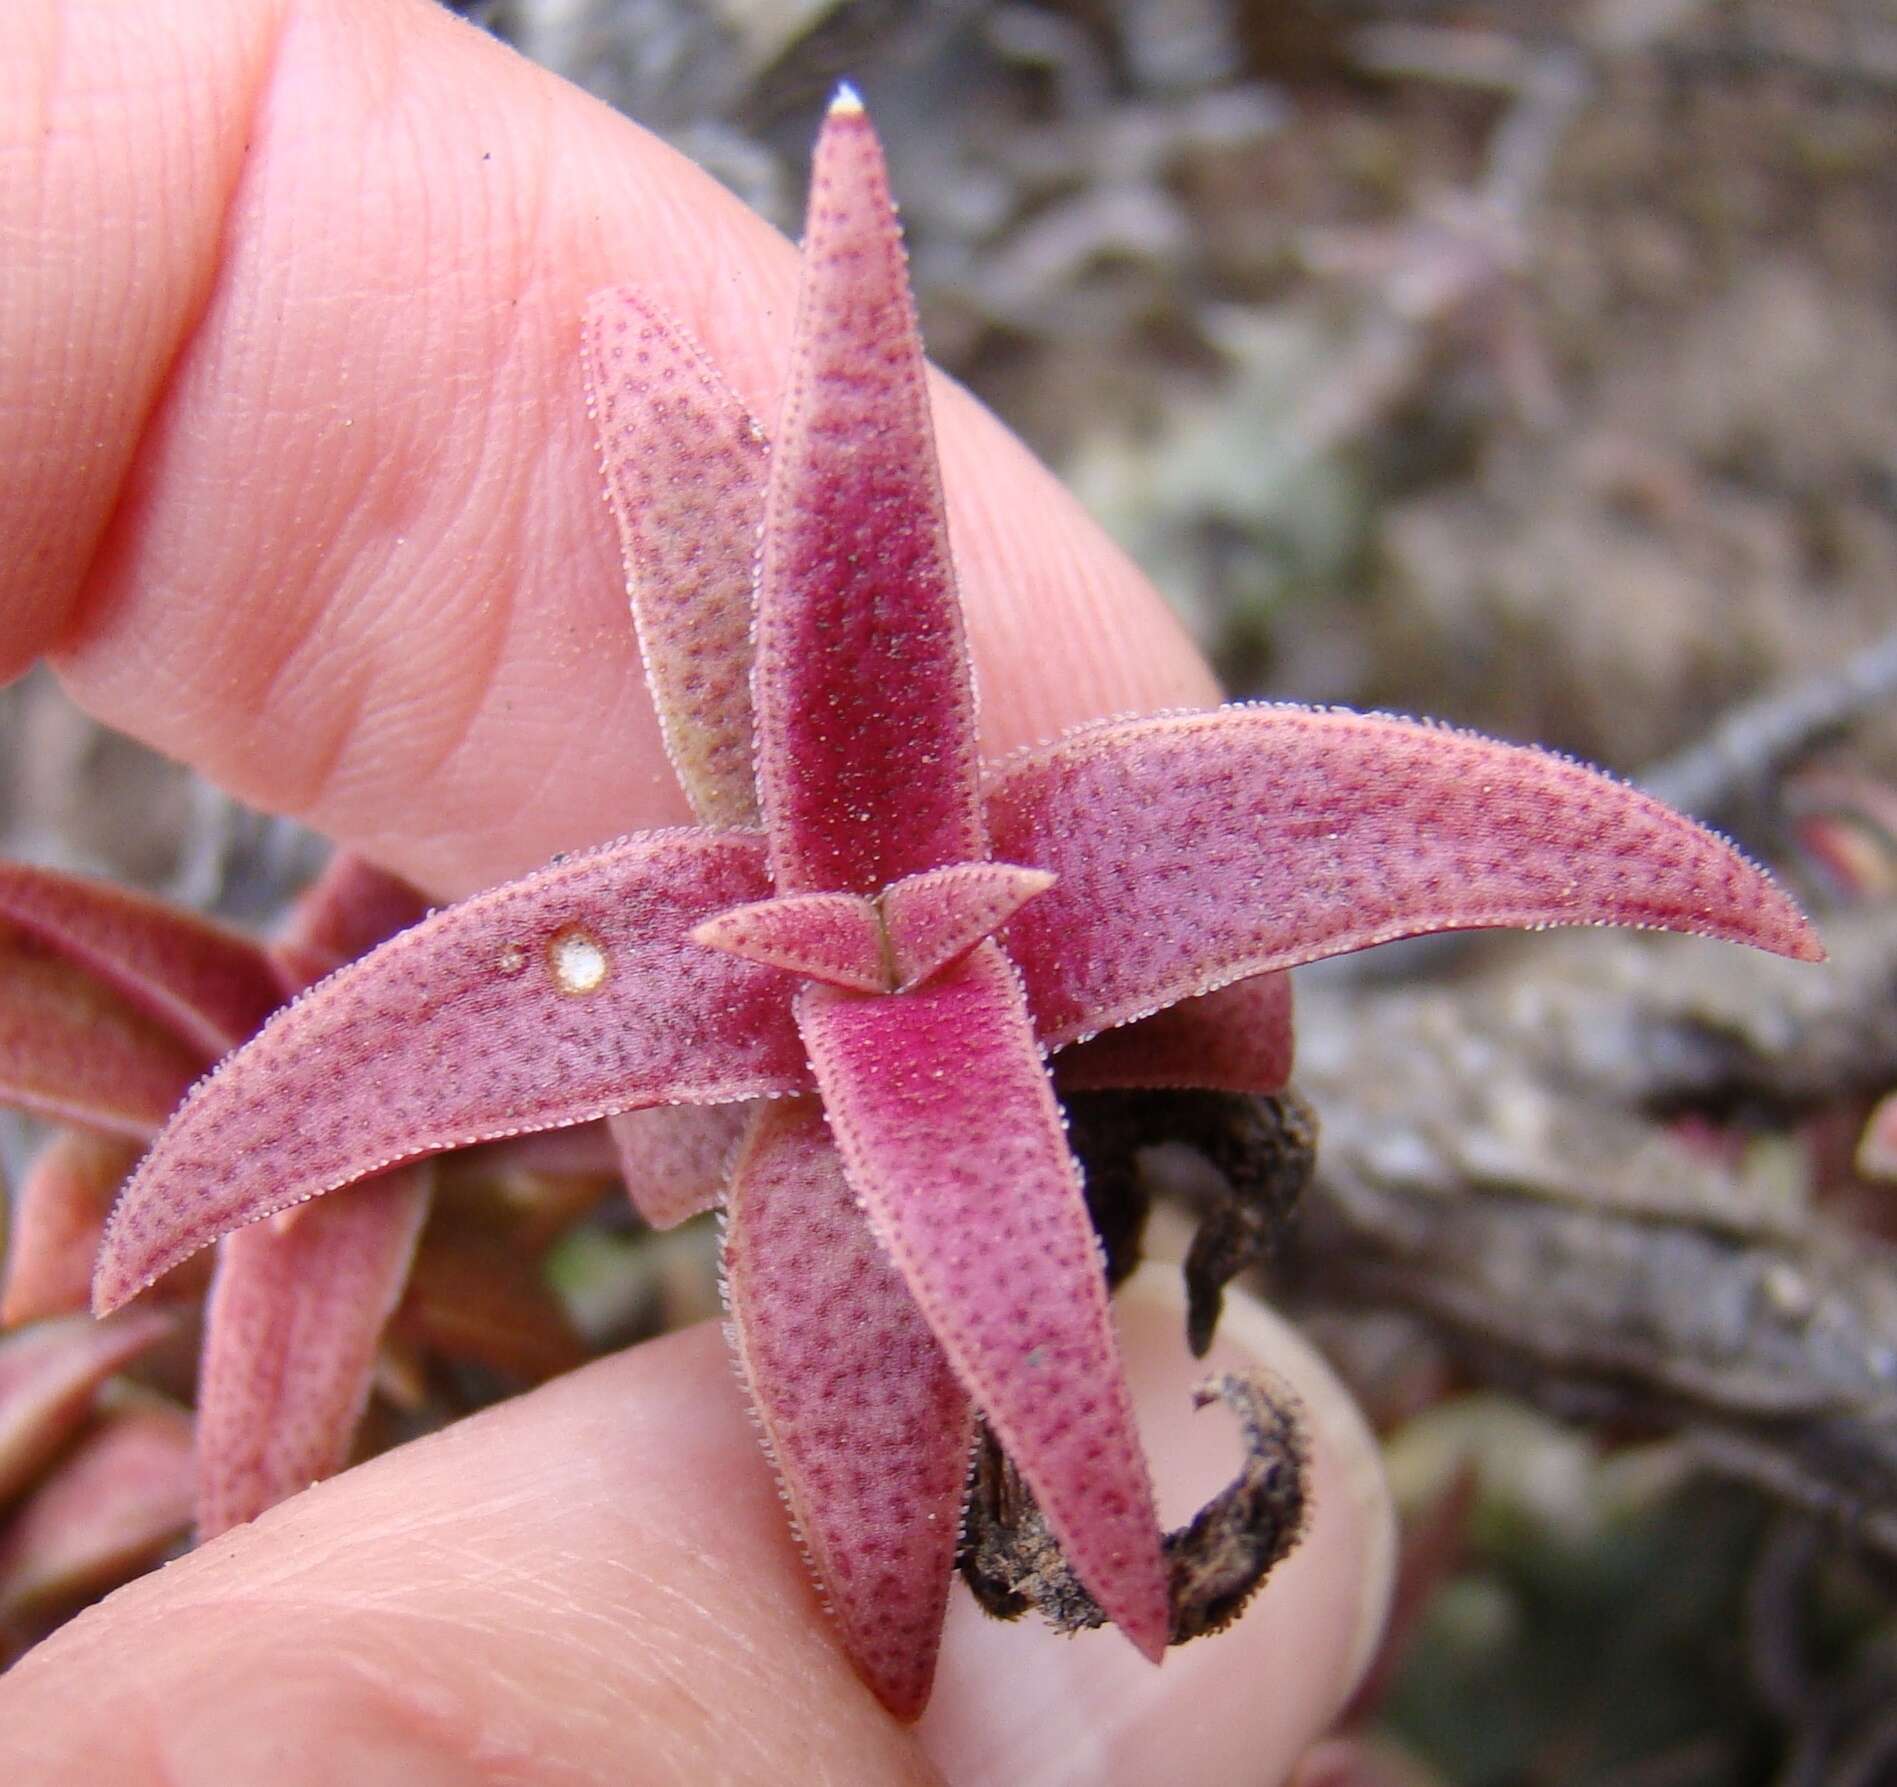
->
<box><xmin>186</xmin><ymin>854</ymin><xmax>439</xmax><ymax>1534</ymax></box>
<box><xmin>798</xmin><ymin>942</ymin><xmax>1170</xmax><ymax>1661</ymax></box>
<box><xmin>990</xmin><ymin>709</ymin><xmax>1822</xmax><ymax>1048</ymax></box>
<box><xmin>0</xmin><ymin>864</ymin><xmax>286</xmax><ymax>1059</ymax></box>
<box><xmin>692</xmin><ymin>891</ymin><xmax>887</xmax><ymax>993</ymax></box>
<box><xmin>879</xmin><ymin>864</ymin><xmax>1054</xmax><ymax>991</ymax></box>
<box><xmin>94</xmin><ymin>832</ymin><xmax>811</xmax><ymax>1309</ymax></box>
<box><xmin>723</xmin><ymin>1100</ymin><xmax>970</xmax><ymax>1718</ymax></box>
<box><xmin>584</xmin><ymin>288</ymin><xmax>768</xmax><ymax>828</ymax></box>
<box><xmin>751</xmin><ymin>101</ymin><xmax>983</xmax><ymax>896</ymax></box>
<box><xmin>195</xmin><ymin>1165</ymin><xmax>433</xmax><ymax>1538</ymax></box>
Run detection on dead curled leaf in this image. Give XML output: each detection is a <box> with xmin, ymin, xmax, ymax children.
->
<box><xmin>959</xmin><ymin>1369</ymin><xmax>1308</xmax><ymax>1646</ymax></box>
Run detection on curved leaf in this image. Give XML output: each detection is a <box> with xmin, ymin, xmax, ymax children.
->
<box><xmin>195</xmin><ymin>1165</ymin><xmax>433</xmax><ymax>1537</ymax></box>
<box><xmin>0</xmin><ymin>1310</ymin><xmax>175</xmax><ymax>1505</ymax></box>
<box><xmin>1</xmin><ymin>1131</ymin><xmax>144</xmax><ymax>1326</ymax></box>
<box><xmin>989</xmin><ymin>708</ymin><xmax>1823</xmax><ymax>1049</ymax></box>
<box><xmin>94</xmin><ymin>831</ymin><xmax>809</xmax><ymax>1310</ymax></box>
<box><xmin>723</xmin><ymin>1100</ymin><xmax>970</xmax><ymax>1719</ymax></box>
<box><xmin>0</xmin><ymin>929</ymin><xmax>199</xmax><ymax>1141</ymax></box>
<box><xmin>584</xmin><ymin>289</ymin><xmax>768</xmax><ymax>828</ymax></box>
<box><xmin>0</xmin><ymin>863</ymin><xmax>285</xmax><ymax>1059</ymax></box>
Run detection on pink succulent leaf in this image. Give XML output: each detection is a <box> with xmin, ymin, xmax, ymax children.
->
<box><xmin>179</xmin><ymin>853</ymin><xmax>435</xmax><ymax>1536</ymax></box>
<box><xmin>93</xmin><ymin>831</ymin><xmax>813</xmax><ymax>1312</ymax></box>
<box><xmin>692</xmin><ymin>891</ymin><xmax>887</xmax><ymax>994</ymax></box>
<box><xmin>609</xmin><ymin>1103</ymin><xmax>752</xmax><ymax>1229</ymax></box>
<box><xmin>1859</xmin><ymin>1090</ymin><xmax>1897</xmax><ymax>1182</ymax></box>
<box><xmin>752</xmin><ymin>96</ymin><xmax>985</xmax><ymax>896</ymax></box>
<box><xmin>583</xmin><ymin>288</ymin><xmax>768</xmax><ymax>828</ymax></box>
<box><xmin>880</xmin><ymin>864</ymin><xmax>1056</xmax><ymax>992</ymax></box>
<box><xmin>272</xmin><ymin>851</ymin><xmax>433</xmax><ymax>981</ymax></box>
<box><xmin>195</xmin><ymin>1164</ymin><xmax>433</xmax><ymax>1539</ymax></box>
<box><xmin>723</xmin><ymin>1099</ymin><xmax>971</xmax><ymax>1719</ymax></box>
<box><xmin>797</xmin><ymin>940</ymin><xmax>1170</xmax><ymax>1661</ymax></box>
<box><xmin>1055</xmin><ymin>974</ymin><xmax>1295</xmax><ymax>1096</ymax></box>
<box><xmin>0</xmin><ymin>929</ymin><xmax>199</xmax><ymax>1139</ymax></box>
<box><xmin>0</xmin><ymin>1309</ymin><xmax>176</xmax><ymax>1505</ymax></box>
<box><xmin>989</xmin><ymin>709</ymin><xmax>1823</xmax><ymax>1050</ymax></box>
<box><xmin>0</xmin><ymin>1394</ymin><xmax>194</xmax><ymax>1631</ymax></box>
<box><xmin>1</xmin><ymin>1131</ymin><xmax>144</xmax><ymax>1327</ymax></box>
<box><xmin>0</xmin><ymin>862</ymin><xmax>287</xmax><ymax>1060</ymax></box>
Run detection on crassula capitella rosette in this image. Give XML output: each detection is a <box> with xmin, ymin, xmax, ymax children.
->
<box><xmin>89</xmin><ymin>90</ymin><xmax>1821</xmax><ymax>1719</ymax></box>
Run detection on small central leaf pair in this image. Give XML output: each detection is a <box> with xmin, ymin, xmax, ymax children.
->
<box><xmin>696</xmin><ymin>863</ymin><xmax>1055</xmax><ymax>995</ymax></box>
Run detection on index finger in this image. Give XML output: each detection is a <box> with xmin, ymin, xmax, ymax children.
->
<box><xmin>3</xmin><ymin>0</ymin><xmax>1216</xmax><ymax>899</ymax></box>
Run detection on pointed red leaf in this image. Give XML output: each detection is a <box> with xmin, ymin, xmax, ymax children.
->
<box><xmin>584</xmin><ymin>289</ymin><xmax>769</xmax><ymax>828</ymax></box>
<box><xmin>798</xmin><ymin>942</ymin><xmax>1169</xmax><ymax>1660</ymax></box>
<box><xmin>880</xmin><ymin>863</ymin><xmax>1054</xmax><ymax>991</ymax></box>
<box><xmin>610</xmin><ymin>1103</ymin><xmax>751</xmax><ymax>1229</ymax></box>
<box><xmin>1</xmin><ymin>1131</ymin><xmax>143</xmax><ymax>1326</ymax></box>
<box><xmin>752</xmin><ymin>94</ymin><xmax>984</xmax><ymax>895</ymax></box>
<box><xmin>0</xmin><ymin>1395</ymin><xmax>194</xmax><ymax>1628</ymax></box>
<box><xmin>989</xmin><ymin>709</ymin><xmax>1823</xmax><ymax>1048</ymax></box>
<box><xmin>1055</xmin><ymin>974</ymin><xmax>1295</xmax><ymax>1095</ymax></box>
<box><xmin>724</xmin><ymin>1100</ymin><xmax>971</xmax><ymax>1719</ymax></box>
<box><xmin>0</xmin><ymin>1309</ymin><xmax>175</xmax><ymax>1505</ymax></box>
<box><xmin>0</xmin><ymin>929</ymin><xmax>199</xmax><ymax>1139</ymax></box>
<box><xmin>195</xmin><ymin>1164</ymin><xmax>433</xmax><ymax>1537</ymax></box>
<box><xmin>94</xmin><ymin>831</ymin><xmax>812</xmax><ymax>1311</ymax></box>
<box><xmin>0</xmin><ymin>863</ymin><xmax>286</xmax><ymax>1059</ymax></box>
<box><xmin>692</xmin><ymin>891</ymin><xmax>886</xmax><ymax>993</ymax></box>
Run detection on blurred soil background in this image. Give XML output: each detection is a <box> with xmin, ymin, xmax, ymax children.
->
<box><xmin>6</xmin><ymin>2</ymin><xmax>1897</xmax><ymax>1780</ymax></box>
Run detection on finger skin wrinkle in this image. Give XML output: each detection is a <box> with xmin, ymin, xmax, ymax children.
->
<box><xmin>42</xmin><ymin>0</ymin><xmax>689</xmax><ymax>885</ymax></box>
<box><xmin>1</xmin><ymin>0</ymin><xmax>291</xmax><ymax>682</ymax></box>
<box><xmin>1</xmin><ymin>1338</ymin><xmax>942</xmax><ymax>1785</ymax></box>
<box><xmin>13</xmin><ymin>0</ymin><xmax>1217</xmax><ymax>907</ymax></box>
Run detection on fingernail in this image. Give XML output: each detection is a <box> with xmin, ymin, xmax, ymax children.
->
<box><xmin>917</xmin><ymin>1264</ymin><xmax>1394</xmax><ymax>1787</ymax></box>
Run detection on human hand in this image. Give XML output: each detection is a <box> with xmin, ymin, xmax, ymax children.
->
<box><xmin>0</xmin><ymin>4</ymin><xmax>1392</xmax><ymax>1780</ymax></box>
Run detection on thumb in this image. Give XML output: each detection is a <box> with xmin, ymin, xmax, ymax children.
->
<box><xmin>0</xmin><ymin>1273</ymin><xmax>1389</xmax><ymax>1785</ymax></box>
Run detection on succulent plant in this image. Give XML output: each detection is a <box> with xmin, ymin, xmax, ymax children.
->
<box><xmin>86</xmin><ymin>92</ymin><xmax>1819</xmax><ymax>1719</ymax></box>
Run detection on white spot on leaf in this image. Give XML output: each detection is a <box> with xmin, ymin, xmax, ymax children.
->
<box><xmin>548</xmin><ymin>927</ymin><xmax>610</xmax><ymax>996</ymax></box>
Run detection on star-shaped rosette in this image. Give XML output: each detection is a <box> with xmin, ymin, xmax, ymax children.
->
<box><xmin>92</xmin><ymin>92</ymin><xmax>1820</xmax><ymax>1719</ymax></box>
